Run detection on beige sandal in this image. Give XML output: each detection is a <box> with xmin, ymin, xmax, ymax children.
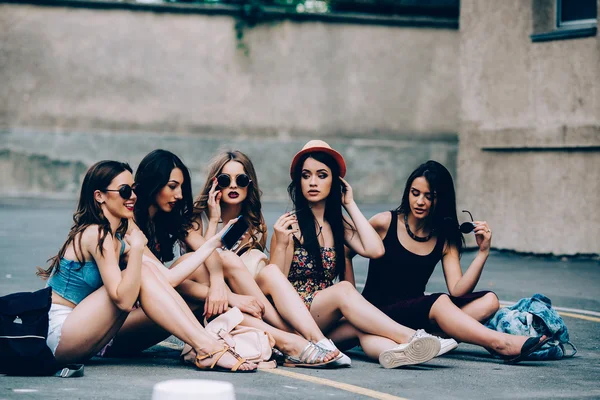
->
<box><xmin>194</xmin><ymin>345</ymin><xmax>257</xmax><ymax>373</ymax></box>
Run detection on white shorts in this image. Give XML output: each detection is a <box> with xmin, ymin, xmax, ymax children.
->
<box><xmin>47</xmin><ymin>304</ymin><xmax>73</xmax><ymax>355</ymax></box>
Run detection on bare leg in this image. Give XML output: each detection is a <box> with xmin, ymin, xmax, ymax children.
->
<box><xmin>218</xmin><ymin>251</ymin><xmax>293</xmax><ymax>332</ymax></box>
<box><xmin>429</xmin><ymin>295</ymin><xmax>534</xmax><ymax>356</ymax></box>
<box><xmin>106</xmin><ymin>299</ymin><xmax>204</xmax><ymax>356</ymax></box>
<box><xmin>55</xmin><ymin>287</ymin><xmax>130</xmax><ymax>364</ymax></box>
<box><xmin>326</xmin><ymin>321</ymin><xmax>399</xmax><ymax>360</ymax></box>
<box><xmin>460</xmin><ymin>292</ymin><xmax>500</xmax><ymax>322</ymax></box>
<box><xmin>309</xmin><ymin>281</ymin><xmax>415</xmax><ymax>344</ymax></box>
<box><xmin>255</xmin><ymin>264</ymin><xmax>329</xmax><ymax>343</ymax></box>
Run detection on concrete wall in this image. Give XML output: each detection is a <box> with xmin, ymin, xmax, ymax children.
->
<box><xmin>0</xmin><ymin>4</ymin><xmax>458</xmax><ymax>137</ymax></box>
<box><xmin>0</xmin><ymin>3</ymin><xmax>459</xmax><ymax>203</ymax></box>
<box><xmin>457</xmin><ymin>0</ymin><xmax>600</xmax><ymax>255</ymax></box>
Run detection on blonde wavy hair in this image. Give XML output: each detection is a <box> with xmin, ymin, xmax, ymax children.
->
<box><xmin>193</xmin><ymin>150</ymin><xmax>267</xmax><ymax>252</ymax></box>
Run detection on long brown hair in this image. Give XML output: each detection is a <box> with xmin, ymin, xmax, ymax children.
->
<box><xmin>193</xmin><ymin>150</ymin><xmax>266</xmax><ymax>251</ymax></box>
<box><xmin>37</xmin><ymin>161</ymin><xmax>131</xmax><ymax>279</ymax></box>
<box><xmin>134</xmin><ymin>150</ymin><xmax>194</xmax><ymax>262</ymax></box>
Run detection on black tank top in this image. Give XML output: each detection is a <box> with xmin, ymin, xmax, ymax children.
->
<box><xmin>362</xmin><ymin>210</ymin><xmax>445</xmax><ymax>307</ymax></box>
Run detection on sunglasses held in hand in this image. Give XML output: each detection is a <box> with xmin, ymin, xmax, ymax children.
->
<box><xmin>459</xmin><ymin>210</ymin><xmax>476</xmax><ymax>234</ymax></box>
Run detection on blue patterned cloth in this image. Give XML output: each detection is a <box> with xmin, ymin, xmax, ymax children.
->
<box><xmin>485</xmin><ymin>293</ymin><xmax>576</xmax><ymax>360</ymax></box>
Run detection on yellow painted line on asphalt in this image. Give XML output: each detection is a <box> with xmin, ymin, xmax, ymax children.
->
<box><xmin>262</xmin><ymin>368</ymin><xmax>408</xmax><ymax>400</ymax></box>
<box><xmin>557</xmin><ymin>311</ymin><xmax>600</xmax><ymax>323</ymax></box>
<box><xmin>499</xmin><ymin>301</ymin><xmax>600</xmax><ymax>323</ymax></box>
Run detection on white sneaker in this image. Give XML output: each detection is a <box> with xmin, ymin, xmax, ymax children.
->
<box><xmin>413</xmin><ymin>329</ymin><xmax>458</xmax><ymax>357</ymax></box>
<box><xmin>378</xmin><ymin>336</ymin><xmax>440</xmax><ymax>369</ymax></box>
<box><xmin>315</xmin><ymin>338</ymin><xmax>351</xmax><ymax>367</ymax></box>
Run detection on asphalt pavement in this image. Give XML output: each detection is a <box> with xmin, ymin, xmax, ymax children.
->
<box><xmin>1</xmin><ymin>199</ymin><xmax>599</xmax><ymax>400</ymax></box>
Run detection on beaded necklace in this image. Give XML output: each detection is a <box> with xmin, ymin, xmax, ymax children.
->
<box><xmin>403</xmin><ymin>213</ymin><xmax>433</xmax><ymax>243</ymax></box>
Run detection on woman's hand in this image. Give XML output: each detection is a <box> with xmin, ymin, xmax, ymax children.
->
<box><xmin>208</xmin><ymin>218</ymin><xmax>239</xmax><ymax>248</ymax></box>
<box><xmin>124</xmin><ymin>227</ymin><xmax>147</xmax><ymax>250</ymax></box>
<box><xmin>273</xmin><ymin>213</ymin><xmax>299</xmax><ymax>249</ymax></box>
<box><xmin>204</xmin><ymin>279</ymin><xmax>228</xmax><ymax>319</ymax></box>
<box><xmin>340</xmin><ymin>177</ymin><xmax>354</xmax><ymax>206</ymax></box>
<box><xmin>473</xmin><ymin>221</ymin><xmax>492</xmax><ymax>253</ymax></box>
<box><xmin>207</xmin><ymin>178</ymin><xmax>222</xmax><ymax>223</ymax></box>
<box><xmin>228</xmin><ymin>293</ymin><xmax>265</xmax><ymax>319</ymax></box>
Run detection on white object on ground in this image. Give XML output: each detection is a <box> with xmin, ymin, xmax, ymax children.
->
<box><xmin>152</xmin><ymin>379</ymin><xmax>235</xmax><ymax>400</ymax></box>
<box><xmin>413</xmin><ymin>329</ymin><xmax>459</xmax><ymax>357</ymax></box>
<box><xmin>316</xmin><ymin>338</ymin><xmax>352</xmax><ymax>367</ymax></box>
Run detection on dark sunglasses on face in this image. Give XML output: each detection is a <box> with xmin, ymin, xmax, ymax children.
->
<box><xmin>104</xmin><ymin>184</ymin><xmax>137</xmax><ymax>200</ymax></box>
<box><xmin>216</xmin><ymin>173</ymin><xmax>252</xmax><ymax>189</ymax></box>
<box><xmin>459</xmin><ymin>210</ymin><xmax>476</xmax><ymax>234</ymax></box>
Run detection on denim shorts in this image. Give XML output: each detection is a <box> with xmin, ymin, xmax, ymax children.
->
<box><xmin>46</xmin><ymin>303</ymin><xmax>73</xmax><ymax>355</ymax></box>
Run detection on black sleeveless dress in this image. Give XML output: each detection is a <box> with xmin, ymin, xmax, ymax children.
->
<box><xmin>361</xmin><ymin>210</ymin><xmax>494</xmax><ymax>330</ymax></box>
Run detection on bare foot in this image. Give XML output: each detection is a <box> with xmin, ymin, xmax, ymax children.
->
<box><xmin>278</xmin><ymin>333</ymin><xmax>339</xmax><ymax>362</ymax></box>
<box><xmin>195</xmin><ymin>345</ymin><xmax>257</xmax><ymax>372</ymax></box>
<box><xmin>499</xmin><ymin>335</ymin><xmax>547</xmax><ymax>356</ymax></box>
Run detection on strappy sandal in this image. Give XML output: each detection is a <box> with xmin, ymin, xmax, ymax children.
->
<box><xmin>282</xmin><ymin>341</ymin><xmax>338</xmax><ymax>368</ymax></box>
<box><xmin>504</xmin><ymin>335</ymin><xmax>552</xmax><ymax>364</ymax></box>
<box><xmin>194</xmin><ymin>345</ymin><xmax>257</xmax><ymax>373</ymax></box>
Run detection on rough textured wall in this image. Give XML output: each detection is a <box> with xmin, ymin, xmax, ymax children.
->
<box><xmin>0</xmin><ymin>4</ymin><xmax>458</xmax><ymax>137</ymax></box>
<box><xmin>0</xmin><ymin>4</ymin><xmax>459</xmax><ymax>202</ymax></box>
<box><xmin>457</xmin><ymin>0</ymin><xmax>600</xmax><ymax>255</ymax></box>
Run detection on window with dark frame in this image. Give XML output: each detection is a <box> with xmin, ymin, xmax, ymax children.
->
<box><xmin>531</xmin><ymin>0</ymin><xmax>597</xmax><ymax>42</ymax></box>
<box><xmin>557</xmin><ymin>0</ymin><xmax>597</xmax><ymax>28</ymax></box>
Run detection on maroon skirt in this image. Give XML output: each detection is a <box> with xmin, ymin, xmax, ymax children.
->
<box><xmin>378</xmin><ymin>291</ymin><xmax>495</xmax><ymax>331</ymax></box>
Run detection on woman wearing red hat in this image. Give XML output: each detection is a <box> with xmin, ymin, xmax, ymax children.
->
<box><xmin>270</xmin><ymin>140</ymin><xmax>442</xmax><ymax>368</ymax></box>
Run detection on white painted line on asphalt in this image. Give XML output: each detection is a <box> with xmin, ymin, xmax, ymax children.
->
<box><xmin>263</xmin><ymin>368</ymin><xmax>408</xmax><ymax>400</ymax></box>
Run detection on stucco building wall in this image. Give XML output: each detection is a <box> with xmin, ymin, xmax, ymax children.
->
<box><xmin>457</xmin><ymin>0</ymin><xmax>600</xmax><ymax>255</ymax></box>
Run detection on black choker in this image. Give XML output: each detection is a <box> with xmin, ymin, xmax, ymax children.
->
<box><xmin>404</xmin><ymin>214</ymin><xmax>433</xmax><ymax>242</ymax></box>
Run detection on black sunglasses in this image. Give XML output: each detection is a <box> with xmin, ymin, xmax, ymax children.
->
<box><xmin>459</xmin><ymin>210</ymin><xmax>476</xmax><ymax>234</ymax></box>
<box><xmin>105</xmin><ymin>184</ymin><xmax>137</xmax><ymax>200</ymax></box>
<box><xmin>217</xmin><ymin>173</ymin><xmax>252</xmax><ymax>189</ymax></box>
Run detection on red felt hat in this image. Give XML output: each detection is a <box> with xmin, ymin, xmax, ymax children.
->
<box><xmin>289</xmin><ymin>140</ymin><xmax>346</xmax><ymax>179</ymax></box>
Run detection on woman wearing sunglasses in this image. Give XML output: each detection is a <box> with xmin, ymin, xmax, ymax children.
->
<box><xmin>192</xmin><ymin>150</ymin><xmax>351</xmax><ymax>367</ymax></box>
<box><xmin>270</xmin><ymin>140</ymin><xmax>444</xmax><ymax>369</ymax></box>
<box><xmin>351</xmin><ymin>160</ymin><xmax>549</xmax><ymax>364</ymax></box>
<box><xmin>37</xmin><ymin>160</ymin><xmax>256</xmax><ymax>372</ymax></box>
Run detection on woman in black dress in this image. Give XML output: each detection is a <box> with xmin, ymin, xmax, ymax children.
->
<box><xmin>350</xmin><ymin>160</ymin><xmax>549</xmax><ymax>363</ymax></box>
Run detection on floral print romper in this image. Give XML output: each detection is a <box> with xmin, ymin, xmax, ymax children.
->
<box><xmin>288</xmin><ymin>240</ymin><xmax>337</xmax><ymax>309</ymax></box>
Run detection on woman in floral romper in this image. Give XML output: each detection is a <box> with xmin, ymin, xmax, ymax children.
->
<box><xmin>270</xmin><ymin>140</ymin><xmax>442</xmax><ymax>369</ymax></box>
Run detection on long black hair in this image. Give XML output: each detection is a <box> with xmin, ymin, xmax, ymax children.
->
<box><xmin>134</xmin><ymin>149</ymin><xmax>193</xmax><ymax>262</ymax></box>
<box><xmin>38</xmin><ymin>161</ymin><xmax>131</xmax><ymax>279</ymax></box>
<box><xmin>396</xmin><ymin>160</ymin><xmax>464</xmax><ymax>256</ymax></box>
<box><xmin>288</xmin><ymin>152</ymin><xmax>350</xmax><ymax>280</ymax></box>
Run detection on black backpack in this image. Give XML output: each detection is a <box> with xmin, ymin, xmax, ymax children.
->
<box><xmin>0</xmin><ymin>287</ymin><xmax>82</xmax><ymax>377</ymax></box>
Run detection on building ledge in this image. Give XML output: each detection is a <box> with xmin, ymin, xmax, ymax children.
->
<box><xmin>1</xmin><ymin>0</ymin><xmax>459</xmax><ymax>29</ymax></box>
<box><xmin>531</xmin><ymin>25</ymin><xmax>597</xmax><ymax>42</ymax></box>
<box><xmin>481</xmin><ymin>145</ymin><xmax>600</xmax><ymax>152</ymax></box>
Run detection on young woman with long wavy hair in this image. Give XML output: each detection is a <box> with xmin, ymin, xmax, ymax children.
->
<box><xmin>37</xmin><ymin>160</ymin><xmax>256</xmax><ymax>372</ymax></box>
<box><xmin>350</xmin><ymin>160</ymin><xmax>549</xmax><ymax>364</ymax></box>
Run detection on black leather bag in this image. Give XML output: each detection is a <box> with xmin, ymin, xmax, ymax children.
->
<box><xmin>0</xmin><ymin>287</ymin><xmax>58</xmax><ymax>376</ymax></box>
